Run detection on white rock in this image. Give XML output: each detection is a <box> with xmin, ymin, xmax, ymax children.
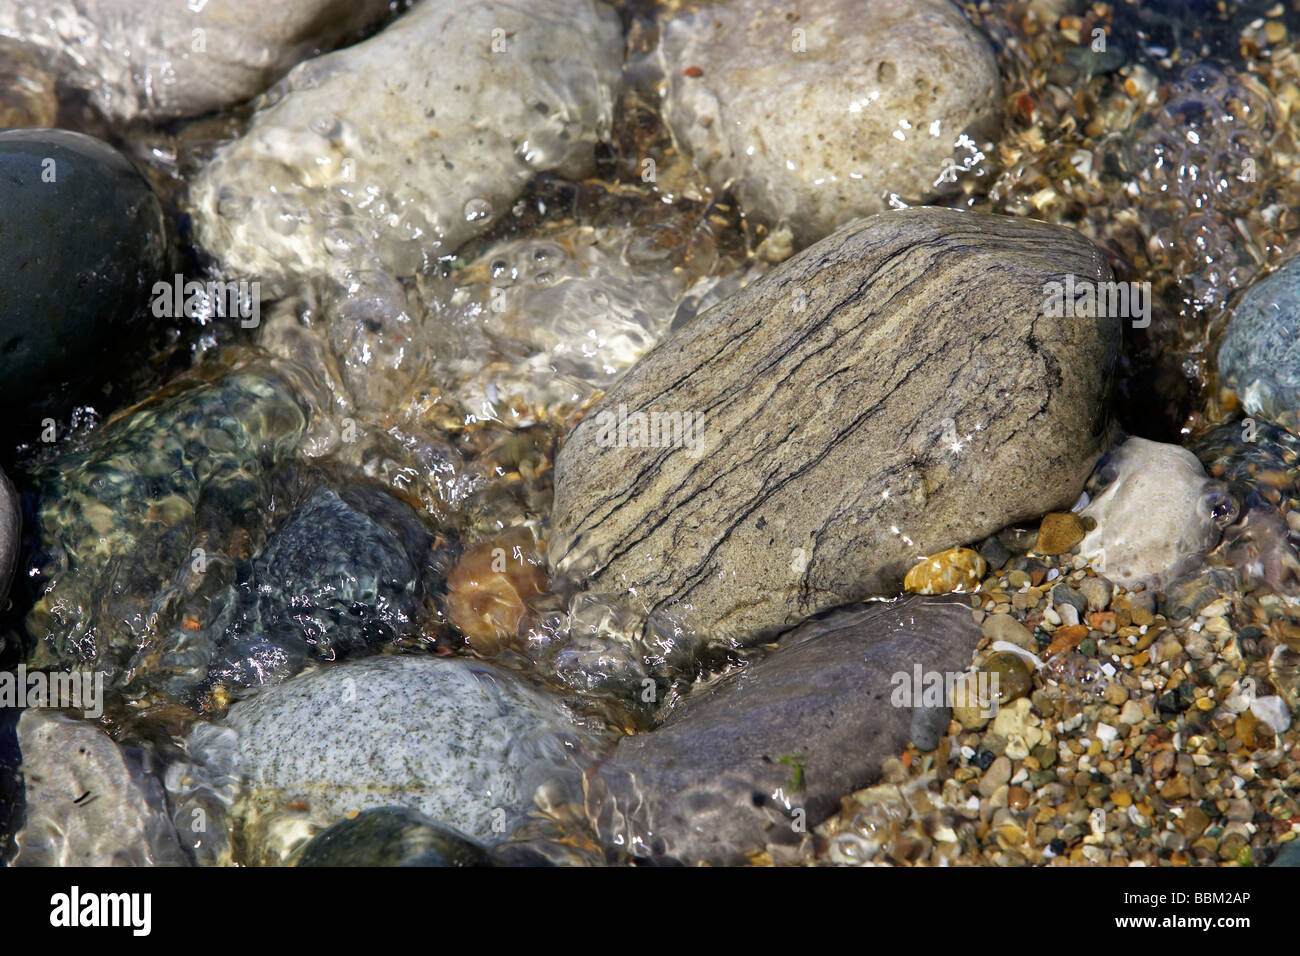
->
<box><xmin>0</xmin><ymin>0</ymin><xmax>391</xmax><ymax>121</ymax></box>
<box><xmin>1078</xmin><ymin>437</ymin><xmax>1228</xmax><ymax>587</ymax></box>
<box><xmin>656</xmin><ymin>0</ymin><xmax>1001</xmax><ymax>246</ymax></box>
<box><xmin>15</xmin><ymin>711</ymin><xmax>187</xmax><ymax>866</ymax></box>
<box><xmin>1251</xmin><ymin>694</ymin><xmax>1292</xmax><ymax>734</ymax></box>
<box><xmin>190</xmin><ymin>0</ymin><xmax>622</xmax><ymax>290</ymax></box>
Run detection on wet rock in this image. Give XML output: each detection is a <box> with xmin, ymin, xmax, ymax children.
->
<box><xmin>1190</xmin><ymin>418</ymin><xmax>1300</xmax><ymax>593</ymax></box>
<box><xmin>418</xmin><ymin>204</ymin><xmax>747</xmax><ymax>420</ymax></box>
<box><xmin>551</xmin><ymin>208</ymin><xmax>1118</xmax><ymax>646</ymax></box>
<box><xmin>1158</xmin><ymin>566</ymin><xmax>1238</xmax><ymax>620</ymax></box>
<box><xmin>981</xmin><ymin>613</ymin><xmax>1033</xmax><ymax>651</ymax></box>
<box><xmin>14</xmin><ymin>711</ymin><xmax>187</xmax><ymax>866</ymax></box>
<box><xmin>0</xmin><ymin>129</ymin><xmax>166</xmax><ymax>424</ymax></box>
<box><xmin>903</xmin><ymin>547</ymin><xmax>986</xmax><ymax>595</ymax></box>
<box><xmin>657</xmin><ymin>0</ymin><xmax>1001</xmax><ymax>246</ymax></box>
<box><xmin>183</xmin><ymin>655</ymin><xmax>600</xmax><ymax>864</ymax></box>
<box><xmin>445</xmin><ymin>527</ymin><xmax>547</xmax><ymax>656</ymax></box>
<box><xmin>585</xmin><ymin>595</ymin><xmax>981</xmax><ymax>865</ymax></box>
<box><xmin>1079</xmin><ymin>437</ymin><xmax>1233</xmax><ymax>587</ymax></box>
<box><xmin>294</xmin><ymin>807</ymin><xmax>494</xmax><ymax>867</ymax></box>
<box><xmin>0</xmin><ymin>468</ymin><xmax>18</xmax><ymax>608</ymax></box>
<box><xmin>1035</xmin><ymin>512</ymin><xmax>1085</xmax><ymax>554</ymax></box>
<box><xmin>982</xmin><ymin>652</ymin><xmax>1032</xmax><ymax>704</ymax></box>
<box><xmin>1274</xmin><ymin>841</ymin><xmax>1300</xmax><ymax>867</ymax></box>
<box><xmin>0</xmin><ymin>1</ymin><xmax>392</xmax><ymax>121</ymax></box>
<box><xmin>190</xmin><ymin>0</ymin><xmax>622</xmax><ymax>289</ymax></box>
<box><xmin>25</xmin><ymin>365</ymin><xmax>311</xmax><ymax>686</ymax></box>
<box><xmin>160</xmin><ymin>481</ymin><xmax>442</xmax><ymax>701</ymax></box>
<box><xmin>976</xmin><ymin>534</ymin><xmax>1012</xmax><ymax>572</ymax></box>
<box><xmin>1219</xmin><ymin>256</ymin><xmax>1300</xmax><ymax>424</ymax></box>
<box><xmin>1078</xmin><ymin>575</ymin><xmax>1113</xmax><ymax>612</ymax></box>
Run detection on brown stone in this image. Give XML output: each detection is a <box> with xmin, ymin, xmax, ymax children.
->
<box><xmin>1035</xmin><ymin>512</ymin><xmax>1086</xmax><ymax>554</ymax></box>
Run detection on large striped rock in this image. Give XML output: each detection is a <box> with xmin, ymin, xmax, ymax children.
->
<box><xmin>550</xmin><ymin>207</ymin><xmax>1119</xmax><ymax>646</ymax></box>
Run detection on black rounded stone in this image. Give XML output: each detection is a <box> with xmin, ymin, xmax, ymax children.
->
<box><xmin>0</xmin><ymin>128</ymin><xmax>166</xmax><ymax>422</ymax></box>
<box><xmin>294</xmin><ymin>807</ymin><xmax>495</xmax><ymax>867</ymax></box>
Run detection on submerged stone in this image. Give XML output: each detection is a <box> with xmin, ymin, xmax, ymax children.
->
<box><xmin>24</xmin><ymin>366</ymin><xmax>310</xmax><ymax>685</ymax></box>
<box><xmin>159</xmin><ymin>482</ymin><xmax>442</xmax><ymax>701</ymax></box>
<box><xmin>1078</xmin><ymin>437</ymin><xmax>1234</xmax><ymax>588</ymax></box>
<box><xmin>14</xmin><ymin>711</ymin><xmax>187</xmax><ymax>866</ymax></box>
<box><xmin>657</xmin><ymin>0</ymin><xmax>1001</xmax><ymax>246</ymax></box>
<box><xmin>189</xmin><ymin>0</ymin><xmax>622</xmax><ymax>289</ymax></box>
<box><xmin>0</xmin><ymin>0</ymin><xmax>392</xmax><ymax>121</ymax></box>
<box><xmin>0</xmin><ymin>129</ymin><xmax>166</xmax><ymax>425</ymax></box>
<box><xmin>179</xmin><ymin>655</ymin><xmax>601</xmax><ymax>864</ymax></box>
<box><xmin>293</xmin><ymin>807</ymin><xmax>493</xmax><ymax>867</ymax></box>
<box><xmin>551</xmin><ymin>207</ymin><xmax>1119</xmax><ymax>646</ymax></box>
<box><xmin>585</xmin><ymin>595</ymin><xmax>981</xmax><ymax>865</ymax></box>
<box><xmin>1218</xmin><ymin>256</ymin><xmax>1300</xmax><ymax>425</ymax></box>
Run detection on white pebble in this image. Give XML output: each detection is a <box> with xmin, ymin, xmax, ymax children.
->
<box><xmin>1251</xmin><ymin>695</ymin><xmax>1292</xmax><ymax>734</ymax></box>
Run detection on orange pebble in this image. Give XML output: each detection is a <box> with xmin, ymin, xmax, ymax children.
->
<box><xmin>445</xmin><ymin>527</ymin><xmax>548</xmax><ymax>654</ymax></box>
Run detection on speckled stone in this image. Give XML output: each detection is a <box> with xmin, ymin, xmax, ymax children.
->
<box><xmin>0</xmin><ymin>0</ymin><xmax>392</xmax><ymax>121</ymax></box>
<box><xmin>212</xmin><ymin>655</ymin><xmax>599</xmax><ymax>856</ymax></box>
<box><xmin>189</xmin><ymin>0</ymin><xmax>621</xmax><ymax>290</ymax></box>
<box><xmin>551</xmin><ymin>208</ymin><xmax>1118</xmax><ymax>646</ymax></box>
<box><xmin>15</xmin><ymin>711</ymin><xmax>186</xmax><ymax>866</ymax></box>
<box><xmin>657</xmin><ymin>0</ymin><xmax>1001</xmax><ymax>246</ymax></box>
<box><xmin>1219</xmin><ymin>256</ymin><xmax>1300</xmax><ymax>423</ymax></box>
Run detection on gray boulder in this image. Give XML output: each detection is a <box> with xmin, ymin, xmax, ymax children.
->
<box><xmin>551</xmin><ymin>207</ymin><xmax>1119</xmax><ymax>646</ymax></box>
<box><xmin>182</xmin><ymin>655</ymin><xmax>603</xmax><ymax>864</ymax></box>
<box><xmin>585</xmin><ymin>594</ymin><xmax>981</xmax><ymax>865</ymax></box>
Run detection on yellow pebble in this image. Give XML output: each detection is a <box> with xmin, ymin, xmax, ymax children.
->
<box><xmin>903</xmin><ymin>547</ymin><xmax>987</xmax><ymax>595</ymax></box>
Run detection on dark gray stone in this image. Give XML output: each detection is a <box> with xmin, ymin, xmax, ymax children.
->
<box><xmin>0</xmin><ymin>468</ymin><xmax>18</xmax><ymax>608</ymax></box>
<box><xmin>0</xmin><ymin>129</ymin><xmax>166</xmax><ymax>423</ymax></box>
<box><xmin>294</xmin><ymin>807</ymin><xmax>493</xmax><ymax>867</ymax></box>
<box><xmin>1273</xmin><ymin>841</ymin><xmax>1300</xmax><ymax>867</ymax></box>
<box><xmin>585</xmin><ymin>594</ymin><xmax>981</xmax><ymax>865</ymax></box>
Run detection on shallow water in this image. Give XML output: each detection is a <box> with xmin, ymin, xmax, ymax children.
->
<box><xmin>4</xmin><ymin>0</ymin><xmax>1300</xmax><ymax>866</ymax></box>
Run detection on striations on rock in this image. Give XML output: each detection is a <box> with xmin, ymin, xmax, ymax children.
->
<box><xmin>551</xmin><ymin>207</ymin><xmax>1119</xmax><ymax>647</ymax></box>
